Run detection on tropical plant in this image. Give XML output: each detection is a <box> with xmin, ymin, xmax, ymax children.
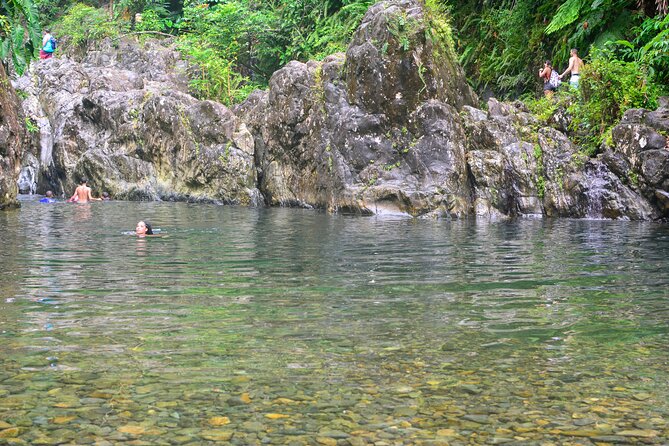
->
<box><xmin>115</xmin><ymin>0</ymin><xmax>170</xmax><ymax>23</ymax></box>
<box><xmin>175</xmin><ymin>0</ymin><xmax>372</xmax><ymax>103</ymax></box>
<box><xmin>0</xmin><ymin>0</ymin><xmax>41</xmax><ymax>74</ymax></box>
<box><xmin>134</xmin><ymin>8</ymin><xmax>170</xmax><ymax>32</ymax></box>
<box><xmin>280</xmin><ymin>0</ymin><xmax>373</xmax><ymax>62</ymax></box>
<box><xmin>609</xmin><ymin>13</ymin><xmax>669</xmax><ymax>84</ymax></box>
<box><xmin>53</xmin><ymin>3</ymin><xmax>127</xmax><ymax>49</ymax></box>
<box><xmin>567</xmin><ymin>49</ymin><xmax>665</xmax><ymax>154</ymax></box>
<box><xmin>445</xmin><ymin>0</ymin><xmax>668</xmax><ymax>99</ymax></box>
<box><xmin>33</xmin><ymin>0</ymin><xmax>69</xmax><ymax>24</ymax></box>
<box><xmin>178</xmin><ymin>32</ymin><xmax>262</xmax><ymax>105</ymax></box>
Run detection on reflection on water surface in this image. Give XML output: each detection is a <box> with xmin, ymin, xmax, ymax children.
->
<box><xmin>1</xmin><ymin>198</ymin><xmax>668</xmax><ymax>444</ymax></box>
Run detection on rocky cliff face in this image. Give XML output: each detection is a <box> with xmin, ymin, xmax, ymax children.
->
<box><xmin>11</xmin><ymin>0</ymin><xmax>669</xmax><ymax>220</ymax></box>
<box><xmin>606</xmin><ymin>98</ymin><xmax>669</xmax><ymax>215</ymax></box>
<box><xmin>236</xmin><ymin>0</ymin><xmax>667</xmax><ymax>219</ymax></box>
<box><xmin>237</xmin><ymin>0</ymin><xmax>477</xmax><ymax>216</ymax></box>
<box><xmin>462</xmin><ymin>99</ymin><xmax>660</xmax><ymax>220</ymax></box>
<box><xmin>0</xmin><ymin>63</ymin><xmax>25</xmax><ymax>210</ymax></box>
<box><xmin>13</xmin><ymin>41</ymin><xmax>260</xmax><ymax>204</ymax></box>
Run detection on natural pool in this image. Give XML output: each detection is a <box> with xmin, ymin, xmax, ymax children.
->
<box><xmin>1</xmin><ymin>199</ymin><xmax>668</xmax><ymax>445</ymax></box>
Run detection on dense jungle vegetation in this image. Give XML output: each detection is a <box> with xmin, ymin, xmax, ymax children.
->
<box><xmin>1</xmin><ymin>0</ymin><xmax>667</xmax><ymax>152</ymax></box>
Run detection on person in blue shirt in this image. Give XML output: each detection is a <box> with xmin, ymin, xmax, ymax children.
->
<box><xmin>39</xmin><ymin>191</ymin><xmax>57</xmax><ymax>203</ymax></box>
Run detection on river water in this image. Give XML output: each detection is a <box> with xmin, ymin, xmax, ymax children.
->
<box><xmin>1</xmin><ymin>198</ymin><xmax>668</xmax><ymax>445</ymax></box>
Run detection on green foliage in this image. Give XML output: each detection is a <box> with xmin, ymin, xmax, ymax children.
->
<box><xmin>423</xmin><ymin>0</ymin><xmax>456</xmax><ymax>60</ymax></box>
<box><xmin>533</xmin><ymin>143</ymin><xmax>542</xmax><ymax>161</ymax></box>
<box><xmin>278</xmin><ymin>0</ymin><xmax>372</xmax><ymax>63</ymax></box>
<box><xmin>609</xmin><ymin>13</ymin><xmax>669</xmax><ymax>84</ymax></box>
<box><xmin>533</xmin><ymin>143</ymin><xmax>546</xmax><ymax>199</ymax></box>
<box><xmin>388</xmin><ymin>11</ymin><xmax>420</xmax><ymax>52</ymax></box>
<box><xmin>33</xmin><ymin>0</ymin><xmax>68</xmax><ymax>24</ymax></box>
<box><xmin>176</xmin><ymin>0</ymin><xmax>269</xmax><ymax>104</ymax></box>
<box><xmin>54</xmin><ymin>4</ymin><xmax>126</xmax><ymax>48</ymax></box>
<box><xmin>175</xmin><ymin>0</ymin><xmax>372</xmax><ymax>104</ymax></box>
<box><xmin>536</xmin><ymin>175</ymin><xmax>546</xmax><ymax>199</ymax></box>
<box><xmin>179</xmin><ymin>34</ymin><xmax>261</xmax><ymax>105</ymax></box>
<box><xmin>524</xmin><ymin>95</ymin><xmax>560</xmax><ymax>123</ymax></box>
<box><xmin>383</xmin><ymin>161</ymin><xmax>401</xmax><ymax>171</ymax></box>
<box><xmin>0</xmin><ymin>0</ymin><xmax>41</xmax><ymax>74</ymax></box>
<box><xmin>117</xmin><ymin>0</ymin><xmax>170</xmax><ymax>18</ymax></box>
<box><xmin>446</xmin><ymin>0</ymin><xmax>664</xmax><ymax>98</ymax></box>
<box><xmin>545</xmin><ymin>0</ymin><xmax>584</xmax><ymax>35</ymax></box>
<box><xmin>135</xmin><ymin>9</ymin><xmax>167</xmax><ymax>32</ymax></box>
<box><xmin>24</xmin><ymin>115</ymin><xmax>38</xmax><ymax>132</ymax></box>
<box><xmin>449</xmin><ymin>0</ymin><xmax>557</xmax><ymax>95</ymax></box>
<box><xmin>628</xmin><ymin>169</ymin><xmax>639</xmax><ymax>186</ymax></box>
<box><xmin>524</xmin><ymin>48</ymin><xmax>665</xmax><ymax>157</ymax></box>
<box><xmin>567</xmin><ymin>49</ymin><xmax>664</xmax><ymax>154</ymax></box>
<box><xmin>15</xmin><ymin>87</ymin><xmax>28</xmax><ymax>98</ymax></box>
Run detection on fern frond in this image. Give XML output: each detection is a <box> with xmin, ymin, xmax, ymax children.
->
<box><xmin>546</xmin><ymin>0</ymin><xmax>586</xmax><ymax>35</ymax></box>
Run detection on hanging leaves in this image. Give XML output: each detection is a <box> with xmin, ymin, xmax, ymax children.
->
<box><xmin>546</xmin><ymin>0</ymin><xmax>586</xmax><ymax>34</ymax></box>
<box><xmin>0</xmin><ymin>0</ymin><xmax>41</xmax><ymax>74</ymax></box>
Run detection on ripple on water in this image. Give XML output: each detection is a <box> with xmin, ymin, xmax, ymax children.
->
<box><xmin>1</xmin><ymin>201</ymin><xmax>668</xmax><ymax>442</ymax></box>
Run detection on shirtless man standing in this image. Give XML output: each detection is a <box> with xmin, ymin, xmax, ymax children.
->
<box><xmin>68</xmin><ymin>179</ymin><xmax>102</xmax><ymax>203</ymax></box>
<box><xmin>559</xmin><ymin>48</ymin><xmax>584</xmax><ymax>88</ymax></box>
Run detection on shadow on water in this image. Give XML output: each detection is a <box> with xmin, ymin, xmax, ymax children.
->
<box><xmin>1</xmin><ymin>198</ymin><xmax>669</xmax><ymax>443</ymax></box>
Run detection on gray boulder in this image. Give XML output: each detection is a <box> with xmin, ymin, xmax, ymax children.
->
<box><xmin>607</xmin><ymin>97</ymin><xmax>669</xmax><ymax>217</ymax></box>
<box><xmin>237</xmin><ymin>0</ymin><xmax>477</xmax><ymax>217</ymax></box>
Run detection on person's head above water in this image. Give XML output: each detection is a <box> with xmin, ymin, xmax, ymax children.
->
<box><xmin>135</xmin><ymin>221</ymin><xmax>153</xmax><ymax>236</ymax></box>
<box><xmin>45</xmin><ymin>190</ymin><xmax>54</xmax><ymax>198</ymax></box>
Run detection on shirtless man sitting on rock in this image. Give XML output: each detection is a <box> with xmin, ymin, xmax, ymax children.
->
<box><xmin>68</xmin><ymin>179</ymin><xmax>102</xmax><ymax>203</ymax></box>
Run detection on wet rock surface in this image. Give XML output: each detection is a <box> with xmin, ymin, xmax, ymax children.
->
<box><xmin>0</xmin><ymin>63</ymin><xmax>25</xmax><ymax>209</ymax></box>
<box><xmin>238</xmin><ymin>0</ymin><xmax>477</xmax><ymax>217</ymax></box>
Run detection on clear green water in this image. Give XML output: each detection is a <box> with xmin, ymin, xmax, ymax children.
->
<box><xmin>1</xmin><ymin>199</ymin><xmax>668</xmax><ymax>445</ymax></box>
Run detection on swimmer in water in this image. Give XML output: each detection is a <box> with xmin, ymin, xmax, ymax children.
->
<box><xmin>39</xmin><ymin>190</ymin><xmax>57</xmax><ymax>203</ymax></box>
<box><xmin>135</xmin><ymin>221</ymin><xmax>153</xmax><ymax>236</ymax></box>
<box><xmin>67</xmin><ymin>179</ymin><xmax>102</xmax><ymax>203</ymax></box>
